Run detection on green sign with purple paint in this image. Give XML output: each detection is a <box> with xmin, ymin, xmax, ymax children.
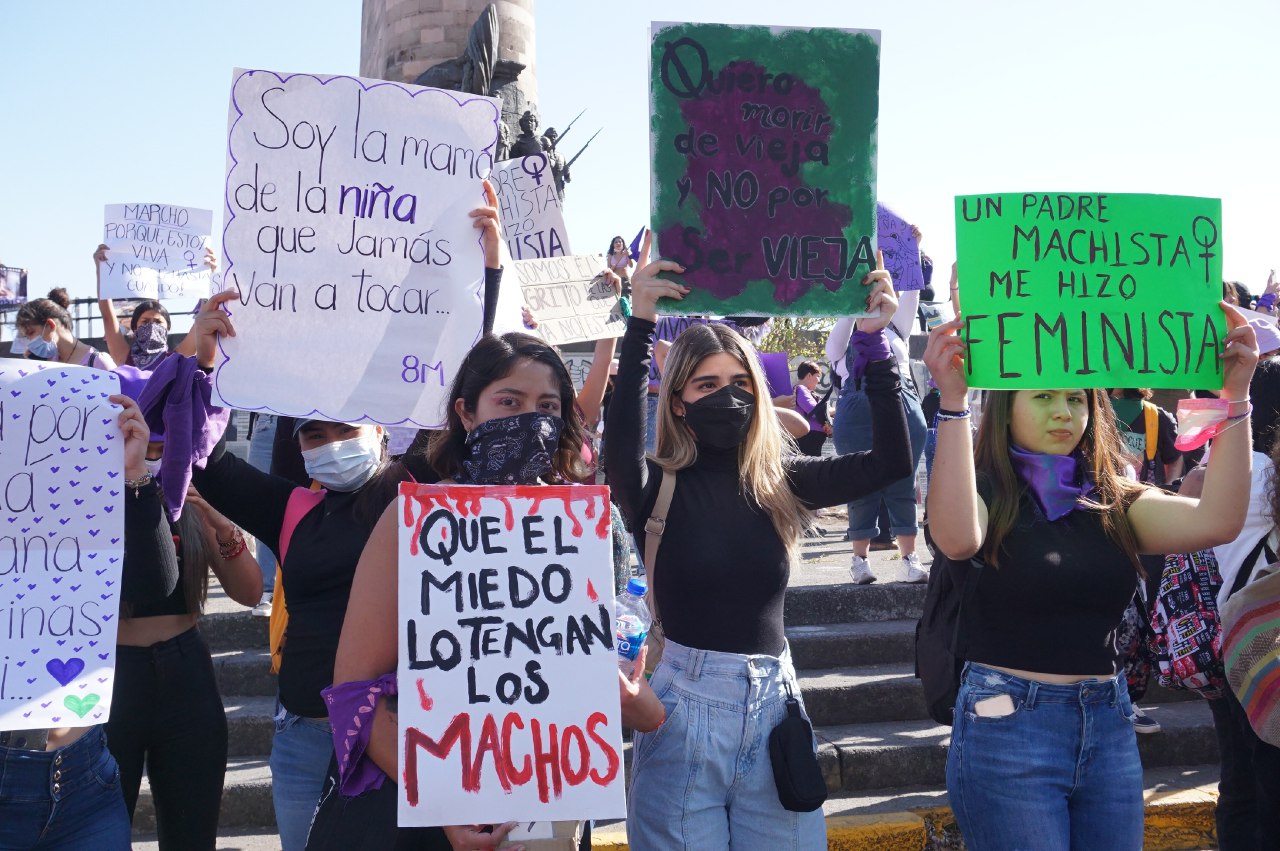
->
<box><xmin>649</xmin><ymin>22</ymin><xmax>880</xmax><ymax>316</ymax></box>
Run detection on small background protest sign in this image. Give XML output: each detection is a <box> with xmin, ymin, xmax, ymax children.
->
<box><xmin>397</xmin><ymin>483</ymin><xmax>625</xmax><ymax>827</ymax></box>
<box><xmin>215</xmin><ymin>69</ymin><xmax>500</xmax><ymax>428</ymax></box>
<box><xmin>493</xmin><ymin>154</ymin><xmax>571</xmax><ymax>260</ymax></box>
<box><xmin>100</xmin><ymin>204</ymin><xmax>213</xmax><ymax>300</ymax></box>
<box><xmin>516</xmin><ymin>254</ymin><xmax>623</xmax><ymax>345</ymax></box>
<box><xmin>955</xmin><ymin>193</ymin><xmax>1224</xmax><ymax>389</ymax></box>
<box><xmin>0</xmin><ymin>266</ymin><xmax>28</xmax><ymax>306</ymax></box>
<box><xmin>650</xmin><ymin>22</ymin><xmax>880</xmax><ymax>316</ymax></box>
<box><xmin>0</xmin><ymin>360</ymin><xmax>123</xmax><ymax>730</ymax></box>
<box><xmin>877</xmin><ymin>203</ymin><xmax>925</xmax><ymax>292</ymax></box>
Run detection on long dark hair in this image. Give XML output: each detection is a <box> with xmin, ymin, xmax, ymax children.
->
<box><xmin>606</xmin><ymin>235</ymin><xmax>628</xmax><ymax>256</ymax></box>
<box><xmin>975</xmin><ymin>389</ymin><xmax>1148</xmax><ymax>572</ymax></box>
<box><xmin>130</xmin><ymin>300</ymin><xmax>171</xmax><ymax>329</ymax></box>
<box><xmin>429</xmin><ymin>332</ymin><xmax>589</xmax><ymax>483</ymax></box>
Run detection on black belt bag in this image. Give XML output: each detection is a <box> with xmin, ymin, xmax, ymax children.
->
<box><xmin>767</xmin><ymin>682</ymin><xmax>827</xmax><ymax>812</ymax></box>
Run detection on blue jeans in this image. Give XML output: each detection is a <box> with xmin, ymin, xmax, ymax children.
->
<box><xmin>0</xmin><ymin>726</ymin><xmax>131</xmax><ymax>850</ymax></box>
<box><xmin>946</xmin><ymin>663</ymin><xmax>1144</xmax><ymax>851</ymax></box>
<box><xmin>627</xmin><ymin>639</ymin><xmax>825</xmax><ymax>850</ymax></box>
<box><xmin>270</xmin><ymin>704</ymin><xmax>334</xmax><ymax>851</ymax></box>
<box><xmin>247</xmin><ymin>413</ymin><xmax>278</xmax><ymax>593</ymax></box>
<box><xmin>832</xmin><ymin>384</ymin><xmax>928</xmax><ymax>539</ymax></box>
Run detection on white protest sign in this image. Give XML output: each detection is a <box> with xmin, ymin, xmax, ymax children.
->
<box><xmin>493</xmin><ymin>154</ymin><xmax>571</xmax><ymax>260</ymax></box>
<box><xmin>215</xmin><ymin>69</ymin><xmax>500</xmax><ymax>428</ymax></box>
<box><xmin>397</xmin><ymin>483</ymin><xmax>626</xmax><ymax>827</ymax></box>
<box><xmin>516</xmin><ymin>254</ymin><xmax>623</xmax><ymax>346</ymax></box>
<box><xmin>0</xmin><ymin>360</ymin><xmax>124</xmax><ymax>730</ymax></box>
<box><xmin>100</xmin><ymin>203</ymin><xmax>213</xmax><ymax>300</ymax></box>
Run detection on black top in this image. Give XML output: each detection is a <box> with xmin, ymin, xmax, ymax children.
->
<box><xmin>960</xmin><ymin>476</ymin><xmax>1139</xmax><ymax>676</ymax></box>
<box><xmin>122</xmin><ymin>479</ymin><xmax>180</xmax><ymax>606</ymax></box>
<box><xmin>604</xmin><ymin>317</ymin><xmax>912</xmax><ymax>655</ymax></box>
<box><xmin>192</xmin><ymin>438</ymin><xmax>406</xmax><ymax>717</ymax></box>
<box><xmin>127</xmin><ymin>521</ymin><xmax>196</xmax><ymax>618</ymax></box>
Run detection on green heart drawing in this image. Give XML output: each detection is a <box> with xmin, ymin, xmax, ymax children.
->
<box><xmin>63</xmin><ymin>693</ymin><xmax>100</xmax><ymax>719</ymax></box>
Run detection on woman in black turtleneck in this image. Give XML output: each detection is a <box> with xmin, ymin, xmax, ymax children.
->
<box><xmin>603</xmin><ymin>247</ymin><xmax>912</xmax><ymax>851</ymax></box>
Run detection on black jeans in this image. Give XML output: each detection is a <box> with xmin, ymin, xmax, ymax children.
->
<box><xmin>105</xmin><ymin>625</ymin><xmax>228</xmax><ymax>850</ymax></box>
<box><xmin>307</xmin><ymin>757</ymin><xmax>451</xmax><ymax>850</ymax></box>
<box><xmin>1208</xmin><ymin>688</ymin><xmax>1280</xmax><ymax>850</ymax></box>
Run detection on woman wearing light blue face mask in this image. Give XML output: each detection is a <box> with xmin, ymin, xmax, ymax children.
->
<box><xmin>13</xmin><ymin>288</ymin><xmax>116</xmax><ymax>369</ymax></box>
<box><xmin>181</xmin><ymin>180</ymin><xmax>506</xmax><ymax>850</ymax></box>
<box><xmin>183</xmin><ymin>409</ymin><xmax>413</xmax><ymax>851</ymax></box>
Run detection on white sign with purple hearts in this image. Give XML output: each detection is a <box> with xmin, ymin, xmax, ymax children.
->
<box><xmin>0</xmin><ymin>360</ymin><xmax>124</xmax><ymax>731</ymax></box>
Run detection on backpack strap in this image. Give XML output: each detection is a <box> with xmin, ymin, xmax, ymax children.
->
<box><xmin>1229</xmin><ymin>531</ymin><xmax>1278</xmax><ymax>599</ymax></box>
<box><xmin>269</xmin><ymin>486</ymin><xmax>327</xmax><ymax>674</ymax></box>
<box><xmin>1142</xmin><ymin>402</ymin><xmax>1158</xmax><ymax>462</ymax></box>
<box><xmin>643</xmin><ymin>469</ymin><xmax>677</xmax><ymax>623</ymax></box>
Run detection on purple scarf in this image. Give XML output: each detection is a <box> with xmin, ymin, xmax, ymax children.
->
<box><xmin>1008</xmin><ymin>444</ymin><xmax>1093</xmax><ymax>521</ymax></box>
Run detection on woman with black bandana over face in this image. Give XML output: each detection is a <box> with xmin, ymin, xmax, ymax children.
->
<box><xmin>93</xmin><ymin>243</ymin><xmax>211</xmax><ymax>369</ymax></box>
<box><xmin>602</xmin><ymin>237</ymin><xmax>912</xmax><ymax>851</ymax></box>
<box><xmin>305</xmin><ymin>333</ymin><xmax>663</xmax><ymax>851</ymax></box>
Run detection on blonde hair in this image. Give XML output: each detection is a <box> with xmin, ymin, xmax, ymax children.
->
<box><xmin>654</xmin><ymin>323</ymin><xmax>811</xmax><ymax>560</ymax></box>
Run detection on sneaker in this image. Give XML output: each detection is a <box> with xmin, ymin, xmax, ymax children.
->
<box><xmin>1132</xmin><ymin>707</ymin><xmax>1161</xmax><ymax>734</ymax></box>
<box><xmin>900</xmin><ymin>553</ymin><xmax>929</xmax><ymax>584</ymax></box>
<box><xmin>251</xmin><ymin>592</ymin><xmax>273</xmax><ymax>618</ymax></box>
<box><xmin>850</xmin><ymin>555</ymin><xmax>876</xmax><ymax>585</ymax></box>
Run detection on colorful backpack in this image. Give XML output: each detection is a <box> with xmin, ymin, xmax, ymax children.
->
<box><xmin>1148</xmin><ymin>548</ymin><xmax>1229</xmax><ymax>698</ymax></box>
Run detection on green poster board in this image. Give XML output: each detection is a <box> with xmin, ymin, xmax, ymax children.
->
<box><xmin>954</xmin><ymin>193</ymin><xmax>1225</xmax><ymax>390</ymax></box>
<box><xmin>649</xmin><ymin>22</ymin><xmax>880</xmax><ymax>317</ymax></box>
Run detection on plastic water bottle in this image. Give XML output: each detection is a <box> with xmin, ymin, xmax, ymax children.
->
<box><xmin>615</xmin><ymin>578</ymin><xmax>651</xmax><ymax>672</ymax></box>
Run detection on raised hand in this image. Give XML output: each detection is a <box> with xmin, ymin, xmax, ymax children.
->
<box><xmin>1220</xmin><ymin>301</ymin><xmax>1260</xmax><ymax>401</ymax></box>
<box><xmin>470</xmin><ymin>180</ymin><xmax>502</xmax><ymax>270</ymax></box>
<box><xmin>855</xmin><ymin>250</ymin><xmax>898</xmax><ymax>334</ymax></box>
<box><xmin>629</xmin><ymin>228</ymin><xmax>687</xmax><ymax>322</ymax></box>
<box><xmin>192</xmin><ymin>290</ymin><xmax>240</xmax><ymax>369</ymax></box>
<box><xmin>112</xmin><ymin>394</ymin><xmax>150</xmax><ymax>481</ymax></box>
<box><xmin>923</xmin><ymin>316</ymin><xmax>969</xmax><ymax>409</ymax></box>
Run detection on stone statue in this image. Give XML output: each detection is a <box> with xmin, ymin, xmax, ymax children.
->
<box><xmin>414</xmin><ymin>3</ymin><xmax>499</xmax><ymax>96</ymax></box>
<box><xmin>496</xmin><ymin>120</ymin><xmax>513</xmax><ymax>163</ymax></box>
<box><xmin>540</xmin><ymin>127</ymin><xmax>569</xmax><ymax>200</ymax></box>
<box><xmin>509</xmin><ymin>110</ymin><xmax>543</xmax><ymax>158</ymax></box>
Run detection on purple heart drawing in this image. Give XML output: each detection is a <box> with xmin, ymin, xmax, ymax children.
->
<box><xmin>97</xmin><ymin>652</ymin><xmax>110</xmax><ymax>660</ymax></box>
<box><xmin>75</xmin><ymin>465</ymin><xmax>87</xmax><ymax>472</ymax></box>
<box><xmin>46</xmin><ymin>657</ymin><xmax>85</xmax><ymax>686</ymax></box>
<box><xmin>69</xmin><ymin>480</ymin><xmax>79</xmax><ymax>487</ymax></box>
<box><xmin>107</xmin><ymin>471</ymin><xmax>119</xmax><ymax>479</ymax></box>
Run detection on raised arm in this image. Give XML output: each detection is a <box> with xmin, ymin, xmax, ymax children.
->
<box><xmin>578</xmin><ymin>334</ymin><xmax>618</xmax><ymax>433</ymax></box>
<box><xmin>601</xmin><ymin>236</ymin><xmax>687</xmax><ymax>526</ymax></box>
<box><xmin>923</xmin><ymin>318</ymin><xmax>988</xmax><ymax>560</ymax></box>
<box><xmin>1127</xmin><ymin>304</ymin><xmax>1259</xmax><ymax>553</ymax></box>
<box><xmin>117</xmin><ymin>394</ymin><xmax>180</xmax><ymax>604</ymax></box>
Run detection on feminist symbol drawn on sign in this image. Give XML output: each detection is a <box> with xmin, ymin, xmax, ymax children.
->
<box><xmin>1192</xmin><ymin>216</ymin><xmax>1219</xmax><ymax>284</ymax></box>
<box><xmin>522</xmin><ymin>156</ymin><xmax>548</xmax><ymax>187</ymax></box>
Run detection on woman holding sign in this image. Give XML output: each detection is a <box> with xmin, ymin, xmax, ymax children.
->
<box><xmin>923</xmin><ymin>305</ymin><xmax>1258</xmax><ymax>851</ymax></box>
<box><xmin>309</xmin><ymin>328</ymin><xmax>663</xmax><ymax>850</ymax></box>
<box><xmin>603</xmin><ymin>239</ymin><xmax>911</xmax><ymax>850</ymax></box>
<box><xmin>0</xmin><ymin>395</ymin><xmax>179</xmax><ymax>851</ymax></box>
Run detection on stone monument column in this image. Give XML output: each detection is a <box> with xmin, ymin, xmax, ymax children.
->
<box><xmin>360</xmin><ymin>0</ymin><xmax>537</xmax><ymax>105</ymax></box>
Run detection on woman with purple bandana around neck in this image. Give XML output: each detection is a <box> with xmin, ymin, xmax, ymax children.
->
<box><xmin>924</xmin><ymin>301</ymin><xmax>1259</xmax><ymax>851</ymax></box>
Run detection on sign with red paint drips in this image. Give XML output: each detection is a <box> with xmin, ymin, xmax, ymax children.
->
<box><xmin>396</xmin><ymin>483</ymin><xmax>625</xmax><ymax>826</ymax></box>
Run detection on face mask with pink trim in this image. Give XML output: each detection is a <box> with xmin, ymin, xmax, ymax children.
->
<box><xmin>1174</xmin><ymin>398</ymin><xmax>1232</xmax><ymax>451</ymax></box>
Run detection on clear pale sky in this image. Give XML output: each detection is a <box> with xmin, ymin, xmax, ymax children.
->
<box><xmin>3</xmin><ymin>0</ymin><xmax>1277</xmax><ymax>313</ymax></box>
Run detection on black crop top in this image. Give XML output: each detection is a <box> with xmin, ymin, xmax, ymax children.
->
<box><xmin>958</xmin><ymin>477</ymin><xmax>1140</xmax><ymax>676</ymax></box>
<box><xmin>604</xmin><ymin>317</ymin><xmax>913</xmax><ymax>656</ymax></box>
<box><xmin>126</xmin><ymin>524</ymin><xmax>192</xmax><ymax>618</ymax></box>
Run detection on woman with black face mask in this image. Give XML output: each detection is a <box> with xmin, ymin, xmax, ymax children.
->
<box><xmin>305</xmin><ymin>332</ymin><xmax>663</xmax><ymax>851</ymax></box>
<box><xmin>602</xmin><ymin>238</ymin><xmax>913</xmax><ymax>851</ymax></box>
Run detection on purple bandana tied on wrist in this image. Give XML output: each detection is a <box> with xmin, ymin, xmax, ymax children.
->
<box><xmin>848</xmin><ymin>329</ymin><xmax>892</xmax><ymax>380</ymax></box>
<box><xmin>1008</xmin><ymin>444</ymin><xmax>1094</xmax><ymax>521</ymax></box>
<box><xmin>322</xmin><ymin>673</ymin><xmax>398</xmax><ymax>796</ymax></box>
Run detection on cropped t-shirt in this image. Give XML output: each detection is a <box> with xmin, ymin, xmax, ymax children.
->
<box><xmin>958</xmin><ymin>476</ymin><xmax>1141</xmax><ymax>676</ymax></box>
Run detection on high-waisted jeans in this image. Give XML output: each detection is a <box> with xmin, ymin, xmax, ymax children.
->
<box><xmin>626</xmin><ymin>638</ymin><xmax>825</xmax><ymax>851</ymax></box>
<box><xmin>0</xmin><ymin>726</ymin><xmax>131</xmax><ymax>850</ymax></box>
<box><xmin>946</xmin><ymin>663</ymin><xmax>1144</xmax><ymax>851</ymax></box>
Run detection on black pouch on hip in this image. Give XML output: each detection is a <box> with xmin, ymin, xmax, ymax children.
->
<box><xmin>767</xmin><ymin>683</ymin><xmax>827</xmax><ymax>812</ymax></box>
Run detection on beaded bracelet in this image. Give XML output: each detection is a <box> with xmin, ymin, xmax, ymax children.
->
<box><xmin>124</xmin><ymin>472</ymin><xmax>154</xmax><ymax>498</ymax></box>
<box><xmin>218</xmin><ymin>528</ymin><xmax>248</xmax><ymax>560</ymax></box>
<box><xmin>936</xmin><ymin>407</ymin><xmax>972</xmax><ymax>422</ymax></box>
